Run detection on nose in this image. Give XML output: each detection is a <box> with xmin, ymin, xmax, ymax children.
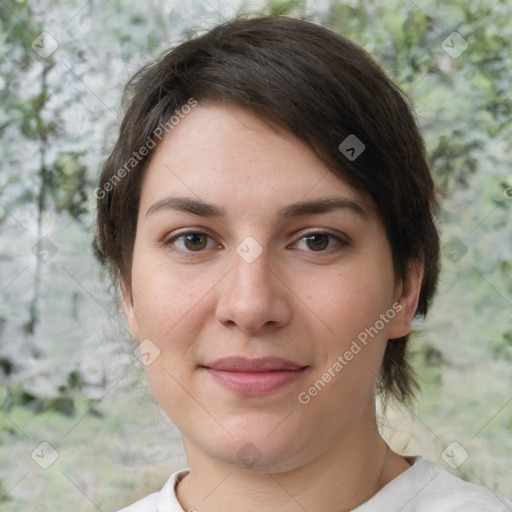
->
<box><xmin>215</xmin><ymin>242</ymin><xmax>292</xmax><ymax>334</ymax></box>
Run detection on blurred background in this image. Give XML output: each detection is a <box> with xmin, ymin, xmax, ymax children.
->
<box><xmin>0</xmin><ymin>0</ymin><xmax>511</xmax><ymax>510</ymax></box>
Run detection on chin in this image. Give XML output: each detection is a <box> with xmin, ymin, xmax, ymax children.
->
<box><xmin>197</xmin><ymin>422</ymin><xmax>314</xmax><ymax>474</ymax></box>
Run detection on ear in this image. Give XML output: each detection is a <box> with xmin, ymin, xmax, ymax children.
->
<box><xmin>121</xmin><ymin>282</ymin><xmax>140</xmax><ymax>340</ymax></box>
<box><xmin>388</xmin><ymin>260</ymin><xmax>424</xmax><ymax>339</ymax></box>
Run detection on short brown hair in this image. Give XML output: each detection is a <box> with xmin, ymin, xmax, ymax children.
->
<box><xmin>94</xmin><ymin>15</ymin><xmax>440</xmax><ymax>406</ymax></box>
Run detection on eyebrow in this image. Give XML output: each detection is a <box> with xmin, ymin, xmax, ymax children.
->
<box><xmin>145</xmin><ymin>196</ymin><xmax>368</xmax><ymax>220</ymax></box>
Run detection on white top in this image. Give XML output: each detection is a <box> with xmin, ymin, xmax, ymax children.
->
<box><xmin>118</xmin><ymin>456</ymin><xmax>511</xmax><ymax>511</ymax></box>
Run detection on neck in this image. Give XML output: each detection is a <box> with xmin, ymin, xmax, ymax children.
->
<box><xmin>176</xmin><ymin>408</ymin><xmax>411</xmax><ymax>512</ymax></box>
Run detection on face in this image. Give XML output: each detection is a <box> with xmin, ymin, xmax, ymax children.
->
<box><xmin>123</xmin><ymin>102</ymin><xmax>421</xmax><ymax>473</ymax></box>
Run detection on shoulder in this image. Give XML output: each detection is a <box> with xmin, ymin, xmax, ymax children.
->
<box><xmin>356</xmin><ymin>456</ymin><xmax>512</xmax><ymax>512</ymax></box>
<box><xmin>416</xmin><ymin>459</ymin><xmax>511</xmax><ymax>511</ymax></box>
<box><xmin>415</xmin><ymin>457</ymin><xmax>510</xmax><ymax>511</ymax></box>
<box><xmin>117</xmin><ymin>491</ymin><xmax>159</xmax><ymax>512</ymax></box>
<box><xmin>397</xmin><ymin>456</ymin><xmax>511</xmax><ymax>511</ymax></box>
<box><xmin>116</xmin><ymin>469</ymin><xmax>190</xmax><ymax>512</ymax></box>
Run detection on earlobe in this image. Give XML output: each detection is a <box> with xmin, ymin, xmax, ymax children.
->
<box><xmin>388</xmin><ymin>261</ymin><xmax>424</xmax><ymax>340</ymax></box>
<box><xmin>122</xmin><ymin>284</ymin><xmax>140</xmax><ymax>340</ymax></box>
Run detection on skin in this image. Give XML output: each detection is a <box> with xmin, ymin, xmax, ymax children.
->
<box><xmin>123</xmin><ymin>102</ymin><xmax>423</xmax><ymax>512</ymax></box>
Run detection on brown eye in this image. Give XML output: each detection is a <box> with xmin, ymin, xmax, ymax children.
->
<box><xmin>165</xmin><ymin>231</ymin><xmax>217</xmax><ymax>254</ymax></box>
<box><xmin>304</xmin><ymin>234</ymin><xmax>329</xmax><ymax>251</ymax></box>
<box><xmin>183</xmin><ymin>233</ymin><xmax>208</xmax><ymax>251</ymax></box>
<box><xmin>291</xmin><ymin>231</ymin><xmax>348</xmax><ymax>253</ymax></box>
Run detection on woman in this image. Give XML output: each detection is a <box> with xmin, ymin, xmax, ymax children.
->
<box><xmin>94</xmin><ymin>15</ymin><xmax>511</xmax><ymax>512</ymax></box>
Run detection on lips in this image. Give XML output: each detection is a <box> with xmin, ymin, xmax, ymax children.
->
<box><xmin>203</xmin><ymin>356</ymin><xmax>305</xmax><ymax>372</ymax></box>
<box><xmin>201</xmin><ymin>357</ymin><xmax>308</xmax><ymax>395</ymax></box>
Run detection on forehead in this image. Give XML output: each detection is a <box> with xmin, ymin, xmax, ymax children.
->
<box><xmin>139</xmin><ymin>102</ymin><xmax>374</xmax><ymax>218</ymax></box>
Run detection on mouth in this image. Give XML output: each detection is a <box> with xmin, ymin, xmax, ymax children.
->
<box><xmin>201</xmin><ymin>357</ymin><xmax>309</xmax><ymax>395</ymax></box>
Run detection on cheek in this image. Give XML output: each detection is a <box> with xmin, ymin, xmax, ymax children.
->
<box><xmin>130</xmin><ymin>261</ymin><xmax>210</xmax><ymax>427</ymax></box>
<box><xmin>130</xmin><ymin>256</ymin><xmax>206</xmax><ymax>338</ymax></box>
<box><xmin>300</xmin><ymin>262</ymin><xmax>396</xmax><ymax>401</ymax></box>
<box><xmin>306</xmin><ymin>264</ymin><xmax>395</xmax><ymax>341</ymax></box>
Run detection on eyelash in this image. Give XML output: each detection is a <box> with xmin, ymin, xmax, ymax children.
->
<box><xmin>163</xmin><ymin>229</ymin><xmax>349</xmax><ymax>256</ymax></box>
